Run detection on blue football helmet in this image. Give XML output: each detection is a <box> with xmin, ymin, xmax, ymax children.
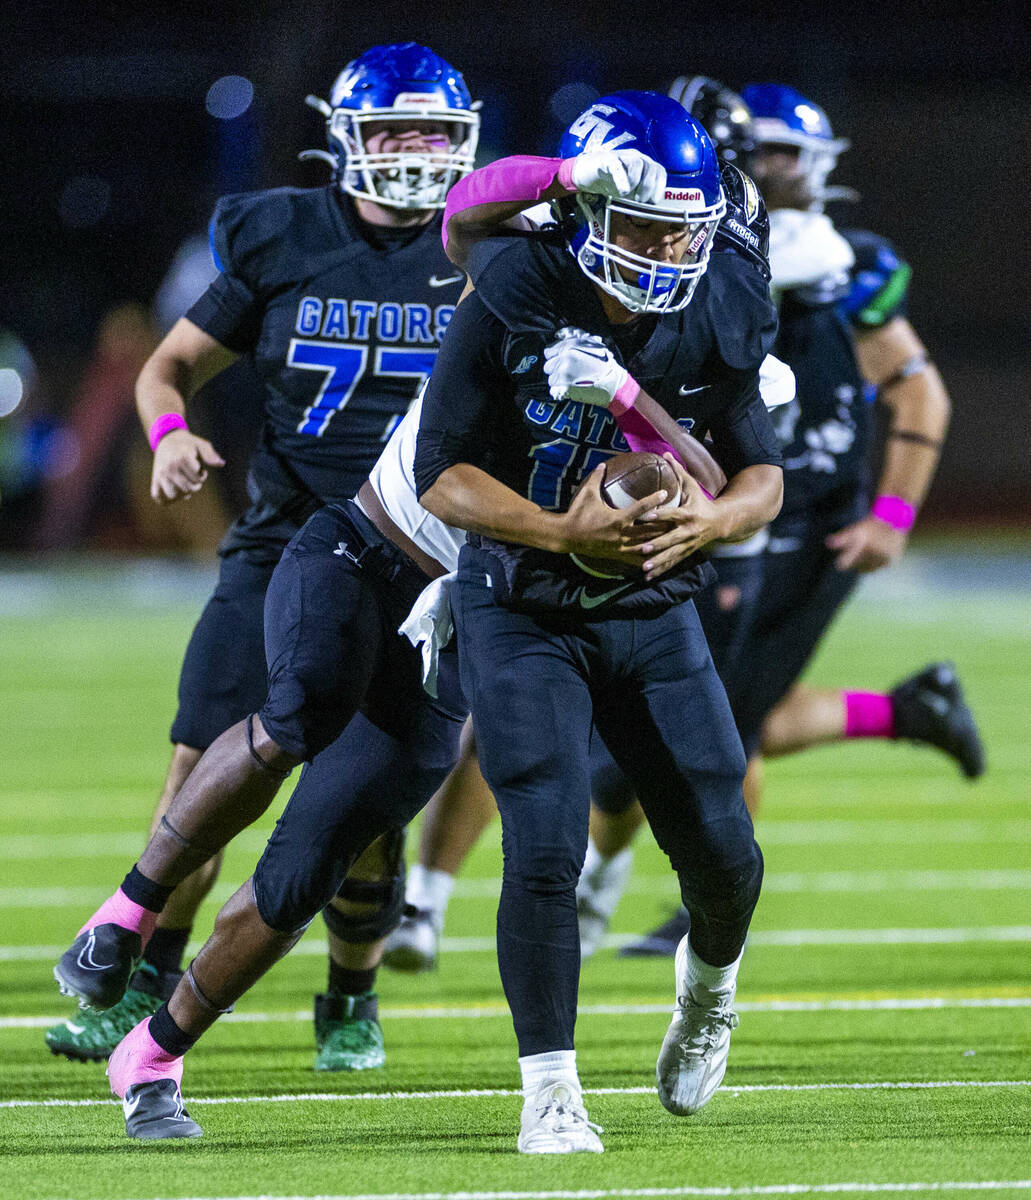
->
<box><xmin>303</xmin><ymin>43</ymin><xmax>479</xmax><ymax>210</ymax></box>
<box><xmin>558</xmin><ymin>91</ymin><xmax>725</xmax><ymax>314</ymax></box>
<box><xmin>741</xmin><ymin>83</ymin><xmax>850</xmax><ymax>210</ymax></box>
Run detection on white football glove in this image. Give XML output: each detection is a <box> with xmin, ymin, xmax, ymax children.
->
<box><xmin>543</xmin><ymin>327</ymin><xmax>630</xmax><ymax>407</ymax></box>
<box><xmin>568</xmin><ymin>149</ymin><xmax>666</xmax><ymax>205</ymax></box>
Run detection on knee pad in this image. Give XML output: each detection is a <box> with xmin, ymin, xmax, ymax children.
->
<box><xmin>322</xmin><ymin>828</ymin><xmax>407</xmax><ymax>943</ymax></box>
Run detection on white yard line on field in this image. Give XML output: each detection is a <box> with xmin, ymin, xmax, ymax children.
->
<box><xmin>62</xmin><ymin>1182</ymin><xmax>1031</xmax><ymax>1200</ymax></box>
<box><xmin>6</xmin><ymin>994</ymin><xmax>1031</xmax><ymax>1031</ymax></box>
<box><xmin>4</xmin><ymin>1079</ymin><xmax>1031</xmax><ymax>1111</ymax></box>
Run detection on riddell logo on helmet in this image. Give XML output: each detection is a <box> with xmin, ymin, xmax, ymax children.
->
<box><xmin>664</xmin><ymin>189</ymin><xmax>703</xmax><ymax>202</ymax></box>
<box><xmin>394</xmin><ymin>92</ymin><xmax>434</xmax><ymax>106</ymax></box>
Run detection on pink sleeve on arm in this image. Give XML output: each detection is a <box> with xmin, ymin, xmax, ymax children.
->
<box><xmin>442</xmin><ymin>156</ymin><xmax>571</xmax><ymax>250</ymax></box>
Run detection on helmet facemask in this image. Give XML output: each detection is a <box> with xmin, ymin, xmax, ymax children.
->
<box><xmin>329</xmin><ymin>104</ymin><xmax>479</xmax><ymax>210</ymax></box>
<box><xmin>573</xmin><ymin>190</ymin><xmax>726</xmax><ymax>314</ymax></box>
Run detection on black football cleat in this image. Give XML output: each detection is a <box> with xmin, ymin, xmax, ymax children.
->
<box><xmin>54</xmin><ymin>924</ymin><xmax>143</xmax><ymax>1011</ymax></box>
<box><xmin>891</xmin><ymin>662</ymin><xmax>986</xmax><ymax>780</ymax></box>
<box><xmin>123</xmin><ymin>1078</ymin><xmax>203</xmax><ymax>1140</ymax></box>
<box><xmin>619</xmin><ymin>907</ymin><xmax>691</xmax><ymax>958</ymax></box>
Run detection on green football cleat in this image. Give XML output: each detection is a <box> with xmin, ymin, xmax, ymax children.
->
<box><xmin>314</xmin><ymin>991</ymin><xmax>386</xmax><ymax>1072</ymax></box>
<box><xmin>45</xmin><ymin>963</ymin><xmax>182</xmax><ymax>1062</ymax></box>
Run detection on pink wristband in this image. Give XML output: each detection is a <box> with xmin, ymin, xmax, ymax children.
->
<box><xmin>557</xmin><ymin>158</ymin><xmax>578</xmax><ymax>191</ymax></box>
<box><xmin>609</xmin><ymin>374</ymin><xmax>641</xmax><ymax>417</ymax></box>
<box><xmin>871</xmin><ymin>495</ymin><xmax>916</xmax><ymax>531</ymax></box>
<box><xmin>148</xmin><ymin>412</ymin><xmax>188</xmax><ymax>452</ymax></box>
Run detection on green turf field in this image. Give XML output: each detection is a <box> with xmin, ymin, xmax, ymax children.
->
<box><xmin>1</xmin><ymin>553</ymin><xmax>1029</xmax><ymax>1200</ymax></box>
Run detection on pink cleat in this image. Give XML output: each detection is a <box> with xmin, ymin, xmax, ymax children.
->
<box><xmin>107</xmin><ymin>1018</ymin><xmax>202</xmax><ymax>1140</ymax></box>
<box><xmin>54</xmin><ymin>889</ymin><xmax>158</xmax><ymax>1011</ymax></box>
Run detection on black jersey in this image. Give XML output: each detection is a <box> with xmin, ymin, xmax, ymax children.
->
<box><xmin>773</xmin><ymin>228</ymin><xmax>911</xmax><ymax>521</ymax></box>
<box><xmin>185</xmin><ymin>185</ymin><xmax>465</xmax><ymax>511</ymax></box>
<box><xmin>414</xmin><ymin>234</ymin><xmax>782</xmax><ymax>617</ymax></box>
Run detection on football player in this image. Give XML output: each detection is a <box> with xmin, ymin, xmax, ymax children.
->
<box><xmin>46</xmin><ymin>42</ymin><xmax>480</xmax><ymax>1069</ymax></box>
<box><xmin>412</xmin><ymin>91</ymin><xmax>783</xmax><ymax>1151</ymax></box>
<box><xmin>381</xmin><ymin>76</ymin><xmax>784</xmax><ymax>972</ymax></box>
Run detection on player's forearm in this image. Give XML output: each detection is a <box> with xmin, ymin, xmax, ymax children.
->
<box><xmin>709</xmin><ymin>464</ymin><xmax>783</xmax><ymax>543</ymax></box>
<box><xmin>443</xmin><ymin>156</ymin><xmax>572</xmax><ymax>267</ymax></box>
<box><xmin>135</xmin><ymin>353</ymin><xmax>191</xmax><ymax>431</ymax></box>
<box><xmin>874</xmin><ymin>367</ymin><xmax>950</xmax><ymax>507</ymax></box>
<box><xmin>419</xmin><ymin>464</ymin><xmax>567</xmax><ymax>553</ymax></box>
<box><xmin>135</xmin><ymin>319</ymin><xmax>236</xmax><ymax>433</ymax></box>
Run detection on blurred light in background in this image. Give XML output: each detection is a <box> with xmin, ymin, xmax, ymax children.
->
<box><xmin>205</xmin><ymin>75</ymin><xmax>254</xmax><ymax>120</ymax></box>
<box><xmin>58</xmin><ymin>175</ymin><xmax>112</xmax><ymax>229</ymax></box>
<box><xmin>0</xmin><ymin>368</ymin><xmax>25</xmax><ymax>417</ymax></box>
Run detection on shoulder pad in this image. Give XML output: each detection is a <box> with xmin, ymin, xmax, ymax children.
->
<box><xmin>466</xmin><ymin>231</ymin><xmax>571</xmax><ymax>334</ymax></box>
<box><xmin>208</xmin><ymin>187</ymin><xmax>329</xmax><ymax>283</ymax></box>
<box><xmin>700</xmin><ymin>252</ymin><xmax>778</xmax><ymax>370</ymax></box>
<box><xmin>837</xmin><ymin>228</ymin><xmax>911</xmax><ymax>328</ymax></box>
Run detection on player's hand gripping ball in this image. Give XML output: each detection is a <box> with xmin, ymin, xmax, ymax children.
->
<box><xmin>570</xmin><ymin>451</ymin><xmax>680</xmax><ymax>579</ymax></box>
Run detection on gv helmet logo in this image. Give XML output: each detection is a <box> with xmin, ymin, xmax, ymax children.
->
<box><xmin>567</xmin><ymin>104</ymin><xmax>636</xmax><ymax>153</ymax></box>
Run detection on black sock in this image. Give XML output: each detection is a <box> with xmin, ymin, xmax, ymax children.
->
<box><xmin>120</xmin><ymin>865</ymin><xmax>174</xmax><ymax>913</ymax></box>
<box><xmin>148</xmin><ymin>1004</ymin><xmax>199</xmax><ymax>1057</ymax></box>
<box><xmin>328</xmin><ymin>962</ymin><xmax>377</xmax><ymax>997</ymax></box>
<box><xmin>143</xmin><ymin>927</ymin><xmax>191</xmax><ymax>974</ymax></box>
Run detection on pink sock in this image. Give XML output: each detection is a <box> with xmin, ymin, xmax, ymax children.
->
<box><xmin>844</xmin><ymin>691</ymin><xmax>895</xmax><ymax>738</ymax></box>
<box><xmin>78</xmin><ymin>887</ymin><xmax>159</xmax><ymax>945</ymax></box>
<box><xmin>106</xmin><ymin>1017</ymin><xmax>183</xmax><ymax>1098</ymax></box>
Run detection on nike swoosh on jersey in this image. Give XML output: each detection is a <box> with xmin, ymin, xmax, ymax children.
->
<box><xmin>428</xmin><ymin>274</ymin><xmax>464</xmax><ymax>288</ymax></box>
<box><xmin>579</xmin><ymin>581</ymin><xmax>633</xmax><ymax>609</ymax></box>
<box><xmin>678</xmin><ymin>384</ymin><xmax>709</xmax><ymax>396</ymax></box>
<box><xmin>76</xmin><ymin>929</ymin><xmax>115</xmax><ymax>972</ymax></box>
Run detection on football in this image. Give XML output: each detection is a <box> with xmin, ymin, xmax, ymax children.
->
<box><xmin>570</xmin><ymin>451</ymin><xmax>681</xmax><ymax>579</ymax></box>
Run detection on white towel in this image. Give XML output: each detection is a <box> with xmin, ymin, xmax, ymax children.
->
<box><xmin>398</xmin><ymin>571</ymin><xmax>457</xmax><ymax>698</ymax></box>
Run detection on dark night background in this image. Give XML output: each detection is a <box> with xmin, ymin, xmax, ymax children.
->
<box><xmin>2</xmin><ymin>0</ymin><xmax>1028</xmax><ymax>543</ymax></box>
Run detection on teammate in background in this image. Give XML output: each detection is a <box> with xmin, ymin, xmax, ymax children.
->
<box><xmin>46</xmin><ymin>42</ymin><xmax>480</xmax><ymax>1070</ymax></box>
<box><xmin>414</xmin><ymin>91</ymin><xmax>783</xmax><ymax>1151</ymax></box>
<box><xmin>594</xmin><ymin>82</ymin><xmax>984</xmax><ymax>958</ymax></box>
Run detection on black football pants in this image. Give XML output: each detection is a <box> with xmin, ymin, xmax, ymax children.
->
<box><xmin>453</xmin><ymin>557</ymin><xmax>762</xmax><ymax>1057</ymax></box>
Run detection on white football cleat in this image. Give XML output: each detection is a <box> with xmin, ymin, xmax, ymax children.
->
<box><xmin>656</xmin><ymin>934</ymin><xmax>739</xmax><ymax>1115</ymax></box>
<box><xmin>517</xmin><ymin>1080</ymin><xmax>604</xmax><ymax>1154</ymax></box>
<box><xmin>381</xmin><ymin>906</ymin><xmax>440</xmax><ymax>973</ymax></box>
<box><xmin>576</xmin><ymin>847</ymin><xmax>633</xmax><ymax>958</ymax></box>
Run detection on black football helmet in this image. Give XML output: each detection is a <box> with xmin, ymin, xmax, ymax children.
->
<box><xmin>667</xmin><ymin>76</ymin><xmax>756</xmax><ymax>171</ymax></box>
<box><xmin>712</xmin><ymin>161</ymin><xmax>771</xmax><ymax>281</ymax></box>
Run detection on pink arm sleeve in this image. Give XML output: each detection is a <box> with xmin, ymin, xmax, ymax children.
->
<box><xmin>442</xmin><ymin>156</ymin><xmax>575</xmax><ymax>250</ymax></box>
